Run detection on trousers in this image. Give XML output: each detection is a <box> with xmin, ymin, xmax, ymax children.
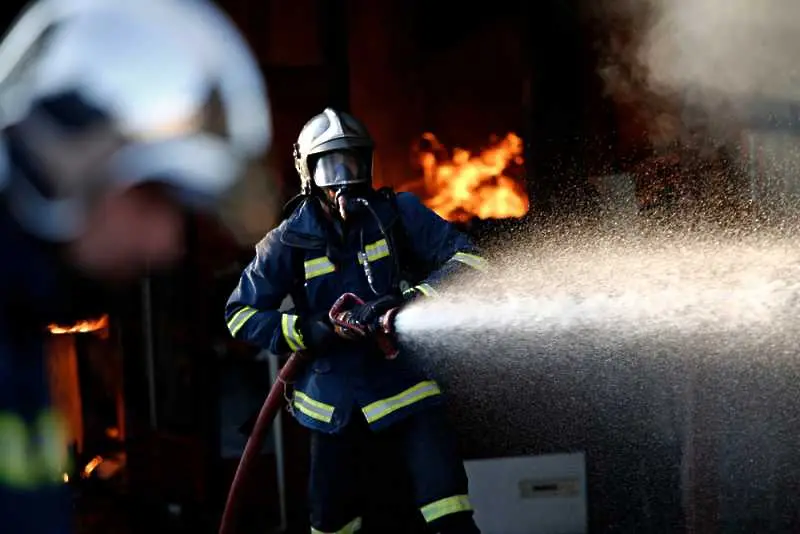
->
<box><xmin>308</xmin><ymin>405</ymin><xmax>480</xmax><ymax>534</ymax></box>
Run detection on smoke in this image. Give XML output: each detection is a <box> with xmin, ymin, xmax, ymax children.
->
<box><xmin>594</xmin><ymin>0</ymin><xmax>800</xmax><ymax>144</ymax></box>
<box><xmin>639</xmin><ymin>0</ymin><xmax>800</xmax><ymax>103</ymax></box>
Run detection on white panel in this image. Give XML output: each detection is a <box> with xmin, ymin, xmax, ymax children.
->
<box><xmin>465</xmin><ymin>453</ymin><xmax>587</xmax><ymax>534</ymax></box>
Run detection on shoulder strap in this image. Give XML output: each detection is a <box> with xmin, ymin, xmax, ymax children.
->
<box><xmin>377</xmin><ymin>188</ymin><xmax>424</xmax><ymax>287</ymax></box>
<box><xmin>378</xmin><ymin>188</ymin><xmax>408</xmax><ymax>259</ymax></box>
<box><xmin>286</xmin><ymin>189</ymin><xmax>422</xmax><ymax>303</ymax></box>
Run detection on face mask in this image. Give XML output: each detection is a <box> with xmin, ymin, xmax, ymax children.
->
<box><xmin>312</xmin><ymin>151</ymin><xmax>365</xmax><ymax>189</ymax></box>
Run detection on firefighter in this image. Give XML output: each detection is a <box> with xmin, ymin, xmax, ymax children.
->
<box><xmin>226</xmin><ymin>108</ymin><xmax>486</xmax><ymax>534</ymax></box>
<box><xmin>0</xmin><ymin>1</ymin><xmax>272</xmax><ymax>532</ymax></box>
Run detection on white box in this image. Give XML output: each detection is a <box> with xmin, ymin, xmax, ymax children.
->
<box><xmin>464</xmin><ymin>453</ymin><xmax>587</xmax><ymax>534</ymax></box>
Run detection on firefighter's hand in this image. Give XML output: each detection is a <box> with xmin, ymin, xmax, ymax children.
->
<box><xmin>297</xmin><ymin>312</ymin><xmax>338</xmax><ymax>350</ymax></box>
<box><xmin>349</xmin><ymin>294</ymin><xmax>404</xmax><ymax>328</ymax></box>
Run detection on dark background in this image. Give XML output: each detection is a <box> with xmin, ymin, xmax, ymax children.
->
<box><xmin>1</xmin><ymin>0</ymin><xmax>795</xmax><ymax>533</ymax></box>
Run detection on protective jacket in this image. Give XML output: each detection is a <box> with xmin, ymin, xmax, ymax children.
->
<box><xmin>225</xmin><ymin>191</ymin><xmax>487</xmax><ymax>434</ymax></box>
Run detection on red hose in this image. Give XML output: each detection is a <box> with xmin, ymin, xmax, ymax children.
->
<box><xmin>218</xmin><ymin>351</ymin><xmax>307</xmax><ymax>534</ymax></box>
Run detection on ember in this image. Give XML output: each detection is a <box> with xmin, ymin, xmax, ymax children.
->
<box><xmin>401</xmin><ymin>133</ymin><xmax>529</xmax><ymax>222</ymax></box>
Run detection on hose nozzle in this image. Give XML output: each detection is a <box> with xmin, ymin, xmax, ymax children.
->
<box><xmin>328</xmin><ymin>292</ymin><xmax>369</xmax><ymax>340</ymax></box>
<box><xmin>375</xmin><ymin>307</ymin><xmax>400</xmax><ymax>360</ymax></box>
<box><xmin>327</xmin><ymin>293</ymin><xmax>401</xmax><ymax>359</ymax></box>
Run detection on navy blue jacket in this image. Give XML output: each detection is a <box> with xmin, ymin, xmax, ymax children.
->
<box><xmin>225</xmin><ymin>191</ymin><xmax>487</xmax><ymax>434</ymax></box>
<box><xmin>0</xmin><ymin>210</ymin><xmax>77</xmax><ymax>534</ymax></box>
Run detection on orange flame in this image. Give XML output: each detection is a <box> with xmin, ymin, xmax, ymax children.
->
<box><xmin>82</xmin><ymin>455</ymin><xmax>103</xmax><ymax>478</ymax></box>
<box><xmin>405</xmin><ymin>132</ymin><xmax>529</xmax><ymax>223</ymax></box>
<box><xmin>48</xmin><ymin>315</ymin><xmax>109</xmax><ymax>335</ymax></box>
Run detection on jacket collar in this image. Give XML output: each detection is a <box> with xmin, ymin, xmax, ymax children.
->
<box><xmin>279</xmin><ymin>192</ymin><xmax>400</xmax><ymax>250</ymax></box>
<box><xmin>279</xmin><ymin>197</ymin><xmax>329</xmax><ymax>249</ymax></box>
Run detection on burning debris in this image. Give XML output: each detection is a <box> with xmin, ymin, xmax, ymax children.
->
<box><xmin>400</xmin><ymin>133</ymin><xmax>529</xmax><ymax>223</ymax></box>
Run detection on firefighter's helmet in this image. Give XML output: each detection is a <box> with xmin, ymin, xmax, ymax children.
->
<box><xmin>0</xmin><ymin>0</ymin><xmax>274</xmax><ymax>243</ymax></box>
<box><xmin>293</xmin><ymin>108</ymin><xmax>374</xmax><ymax>195</ymax></box>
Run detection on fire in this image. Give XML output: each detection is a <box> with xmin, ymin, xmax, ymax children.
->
<box><xmin>82</xmin><ymin>455</ymin><xmax>104</xmax><ymax>478</ymax></box>
<box><xmin>48</xmin><ymin>315</ymin><xmax>109</xmax><ymax>335</ymax></box>
<box><xmin>404</xmin><ymin>132</ymin><xmax>529</xmax><ymax>223</ymax></box>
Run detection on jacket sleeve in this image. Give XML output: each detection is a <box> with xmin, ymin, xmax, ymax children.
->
<box><xmin>395</xmin><ymin>192</ymin><xmax>489</xmax><ymax>299</ymax></box>
<box><xmin>224</xmin><ymin>227</ymin><xmax>305</xmax><ymax>355</ymax></box>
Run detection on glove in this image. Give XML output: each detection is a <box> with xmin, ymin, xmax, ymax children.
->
<box><xmin>349</xmin><ymin>294</ymin><xmax>404</xmax><ymax>329</ymax></box>
<box><xmin>297</xmin><ymin>312</ymin><xmax>338</xmax><ymax>351</ymax></box>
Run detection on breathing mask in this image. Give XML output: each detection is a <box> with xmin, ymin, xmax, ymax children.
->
<box><xmin>312</xmin><ymin>150</ymin><xmax>371</xmax><ymax>220</ymax></box>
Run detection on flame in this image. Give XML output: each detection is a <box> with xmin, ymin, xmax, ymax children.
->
<box><xmin>48</xmin><ymin>314</ymin><xmax>109</xmax><ymax>335</ymax></box>
<box><xmin>405</xmin><ymin>132</ymin><xmax>529</xmax><ymax>222</ymax></box>
<box><xmin>82</xmin><ymin>455</ymin><xmax>103</xmax><ymax>478</ymax></box>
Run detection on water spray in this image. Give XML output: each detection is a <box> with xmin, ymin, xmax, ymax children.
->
<box><xmin>391</xmin><ymin>229</ymin><xmax>800</xmax><ymax>366</ymax></box>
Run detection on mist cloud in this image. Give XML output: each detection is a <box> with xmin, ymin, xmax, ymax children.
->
<box><xmin>639</xmin><ymin>0</ymin><xmax>800</xmax><ymax>102</ymax></box>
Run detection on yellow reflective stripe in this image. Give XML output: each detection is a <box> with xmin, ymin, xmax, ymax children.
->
<box><xmin>311</xmin><ymin>516</ymin><xmax>362</xmax><ymax>534</ymax></box>
<box><xmin>0</xmin><ymin>409</ymin><xmax>70</xmax><ymax>489</ymax></box>
<box><xmin>402</xmin><ymin>283</ymin><xmax>438</xmax><ymax>298</ymax></box>
<box><xmin>305</xmin><ymin>257</ymin><xmax>336</xmax><ymax>279</ymax></box>
<box><xmin>281</xmin><ymin>314</ymin><xmax>306</xmax><ymax>351</ymax></box>
<box><xmin>366</xmin><ymin>239</ymin><xmax>389</xmax><ymax>259</ymax></box>
<box><xmin>357</xmin><ymin>239</ymin><xmax>390</xmax><ymax>264</ymax></box>
<box><xmin>420</xmin><ymin>495</ymin><xmax>473</xmax><ymax>523</ymax></box>
<box><xmin>362</xmin><ymin>380</ymin><xmax>441</xmax><ymax>424</ymax></box>
<box><xmin>451</xmin><ymin>252</ymin><xmax>489</xmax><ymax>272</ymax></box>
<box><xmin>227</xmin><ymin>306</ymin><xmax>258</xmax><ymax>336</ymax></box>
<box><xmin>35</xmin><ymin>410</ymin><xmax>70</xmax><ymax>484</ymax></box>
<box><xmin>0</xmin><ymin>413</ymin><xmax>33</xmax><ymax>487</ymax></box>
<box><xmin>293</xmin><ymin>391</ymin><xmax>335</xmax><ymax>423</ymax></box>
<box><xmin>411</xmin><ymin>283</ymin><xmax>438</xmax><ymax>298</ymax></box>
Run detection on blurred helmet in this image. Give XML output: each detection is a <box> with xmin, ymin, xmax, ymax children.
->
<box><xmin>293</xmin><ymin>108</ymin><xmax>374</xmax><ymax>195</ymax></box>
<box><xmin>0</xmin><ymin>0</ymin><xmax>277</xmax><ymax>243</ymax></box>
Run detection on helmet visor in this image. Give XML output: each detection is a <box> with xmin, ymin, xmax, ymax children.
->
<box><xmin>312</xmin><ymin>150</ymin><xmax>369</xmax><ymax>188</ymax></box>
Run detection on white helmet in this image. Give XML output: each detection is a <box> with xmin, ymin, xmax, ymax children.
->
<box><xmin>293</xmin><ymin>108</ymin><xmax>374</xmax><ymax>195</ymax></box>
<box><xmin>0</xmin><ymin>0</ymin><xmax>275</xmax><ymax>243</ymax></box>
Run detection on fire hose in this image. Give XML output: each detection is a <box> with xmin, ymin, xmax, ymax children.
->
<box><xmin>218</xmin><ymin>293</ymin><xmax>400</xmax><ymax>534</ymax></box>
<box><xmin>217</xmin><ymin>350</ymin><xmax>307</xmax><ymax>534</ymax></box>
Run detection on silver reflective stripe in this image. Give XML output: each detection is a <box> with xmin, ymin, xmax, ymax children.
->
<box><xmin>362</xmin><ymin>380</ymin><xmax>441</xmax><ymax>424</ymax></box>
<box><xmin>227</xmin><ymin>306</ymin><xmax>258</xmax><ymax>336</ymax></box>
<box><xmin>357</xmin><ymin>239</ymin><xmax>390</xmax><ymax>264</ymax></box>
<box><xmin>293</xmin><ymin>391</ymin><xmax>334</xmax><ymax>423</ymax></box>
<box><xmin>305</xmin><ymin>256</ymin><xmax>336</xmax><ymax>279</ymax></box>
<box><xmin>451</xmin><ymin>252</ymin><xmax>489</xmax><ymax>272</ymax></box>
<box><xmin>281</xmin><ymin>314</ymin><xmax>306</xmax><ymax>351</ymax></box>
